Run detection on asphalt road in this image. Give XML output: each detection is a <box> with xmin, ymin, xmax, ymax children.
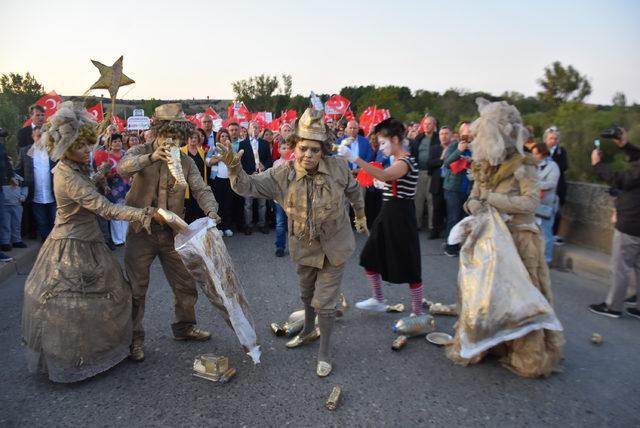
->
<box><xmin>0</xmin><ymin>231</ymin><xmax>638</xmax><ymax>427</ymax></box>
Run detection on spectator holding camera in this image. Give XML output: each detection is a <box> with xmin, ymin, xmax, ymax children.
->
<box><xmin>588</xmin><ymin>127</ymin><xmax>640</xmax><ymax>319</ymax></box>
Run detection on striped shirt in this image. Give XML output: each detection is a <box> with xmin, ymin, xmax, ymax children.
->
<box><xmin>382</xmin><ymin>156</ymin><xmax>418</xmax><ymax>201</ymax></box>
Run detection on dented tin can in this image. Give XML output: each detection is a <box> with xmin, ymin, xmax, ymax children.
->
<box><xmin>391</xmin><ymin>335</ymin><xmax>408</xmax><ymax>351</ymax></box>
<box><xmin>219</xmin><ymin>367</ymin><xmax>237</xmax><ymax>383</ymax></box>
<box><xmin>270</xmin><ymin>323</ymin><xmax>285</xmax><ymax>336</ymax></box>
<box><xmin>591</xmin><ymin>333</ymin><xmax>603</xmax><ymax>345</ymax></box>
<box><xmin>325</xmin><ymin>385</ymin><xmax>342</xmax><ymax>410</ymax></box>
<box><xmin>385</xmin><ymin>303</ymin><xmax>405</xmax><ymax>313</ymax></box>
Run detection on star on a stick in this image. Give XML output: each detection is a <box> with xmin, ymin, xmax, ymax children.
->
<box><xmin>89</xmin><ymin>56</ymin><xmax>135</xmax><ymax>99</ymax></box>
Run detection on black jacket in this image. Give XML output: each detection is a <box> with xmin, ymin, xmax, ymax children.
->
<box><xmin>16</xmin><ymin>144</ymin><xmax>56</xmax><ymax>202</ymax></box>
<box><xmin>426</xmin><ymin>143</ymin><xmax>445</xmax><ymax>193</ymax></box>
<box><xmin>0</xmin><ymin>143</ymin><xmax>14</xmax><ymax>188</ymax></box>
<box><xmin>17</xmin><ymin>126</ymin><xmax>34</xmax><ymax>150</ymax></box>
<box><xmin>239</xmin><ymin>138</ymin><xmax>273</xmax><ymax>175</ymax></box>
<box><xmin>409</xmin><ymin>132</ymin><xmax>440</xmax><ymax>170</ymax></box>
<box><xmin>551</xmin><ymin>145</ymin><xmax>568</xmax><ymax>204</ymax></box>
<box><xmin>594</xmin><ymin>142</ymin><xmax>640</xmax><ymax>237</ymax></box>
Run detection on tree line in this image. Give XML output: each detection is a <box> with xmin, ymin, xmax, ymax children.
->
<box><xmin>1</xmin><ymin>62</ymin><xmax>638</xmax><ymax>182</ymax></box>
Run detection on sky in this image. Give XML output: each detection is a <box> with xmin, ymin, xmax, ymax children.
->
<box><xmin>1</xmin><ymin>0</ymin><xmax>639</xmax><ymax>105</ymax></box>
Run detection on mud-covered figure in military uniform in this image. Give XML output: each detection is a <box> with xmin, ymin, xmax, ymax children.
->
<box><xmin>446</xmin><ymin>98</ymin><xmax>564</xmax><ymax>378</ymax></box>
<box><xmin>21</xmin><ymin>103</ymin><xmax>174</xmax><ymax>383</ymax></box>
<box><xmin>117</xmin><ymin>104</ymin><xmax>220</xmax><ymax>362</ymax></box>
<box><xmin>216</xmin><ymin>108</ymin><xmax>366</xmax><ymax>377</ymax></box>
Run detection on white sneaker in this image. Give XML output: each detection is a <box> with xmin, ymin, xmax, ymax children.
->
<box><xmin>224</xmin><ymin>229</ymin><xmax>233</xmax><ymax>237</ymax></box>
<box><xmin>355</xmin><ymin>297</ymin><xmax>388</xmax><ymax>312</ymax></box>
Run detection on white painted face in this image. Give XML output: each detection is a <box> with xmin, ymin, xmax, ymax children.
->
<box><xmin>379</xmin><ymin>136</ymin><xmax>392</xmax><ymax>157</ymax></box>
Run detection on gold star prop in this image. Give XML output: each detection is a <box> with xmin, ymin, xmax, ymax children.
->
<box><xmin>89</xmin><ymin>56</ymin><xmax>135</xmax><ymax>99</ymax></box>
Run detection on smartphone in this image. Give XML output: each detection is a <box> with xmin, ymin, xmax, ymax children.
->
<box><xmin>594</xmin><ymin>138</ymin><xmax>601</xmax><ymax>149</ymax></box>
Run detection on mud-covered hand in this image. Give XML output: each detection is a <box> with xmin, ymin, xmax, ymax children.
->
<box><xmin>466</xmin><ymin>199</ymin><xmax>485</xmax><ymax>215</ymax></box>
<box><xmin>337</xmin><ymin>144</ymin><xmax>358</xmax><ymax>163</ymax></box>
<box><xmin>214</xmin><ymin>141</ymin><xmax>243</xmax><ymax>169</ymax></box>
<box><xmin>354</xmin><ymin>216</ymin><xmax>369</xmax><ymax>235</ymax></box>
<box><xmin>151</xmin><ymin>207</ymin><xmax>166</xmax><ymax>225</ymax></box>
<box><xmin>207</xmin><ymin>211</ymin><xmax>221</xmax><ymax>224</ymax></box>
<box><xmin>150</xmin><ymin>144</ymin><xmax>171</xmax><ymax>163</ymax></box>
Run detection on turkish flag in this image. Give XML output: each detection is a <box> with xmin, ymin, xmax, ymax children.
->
<box><xmin>203</xmin><ymin>107</ymin><xmax>219</xmax><ymax>119</ymax></box>
<box><xmin>227</xmin><ymin>101</ymin><xmax>250</xmax><ymax>120</ymax></box>
<box><xmin>86</xmin><ymin>102</ymin><xmax>104</xmax><ymax>123</ymax></box>
<box><xmin>449</xmin><ymin>158</ymin><xmax>471</xmax><ymax>175</ymax></box>
<box><xmin>278</xmin><ymin>109</ymin><xmax>297</xmax><ymax>124</ymax></box>
<box><xmin>187</xmin><ymin>114</ymin><xmax>202</xmax><ymax>128</ymax></box>
<box><xmin>253</xmin><ymin>112</ymin><xmax>273</xmax><ymax>129</ymax></box>
<box><xmin>344</xmin><ymin>109</ymin><xmax>355</xmax><ymax>122</ymax></box>
<box><xmin>359</xmin><ymin>106</ymin><xmax>390</xmax><ymax>134</ymax></box>
<box><xmin>23</xmin><ymin>91</ymin><xmax>63</xmax><ymax>126</ymax></box>
<box><xmin>267</xmin><ymin>117</ymin><xmax>281</xmax><ymax>131</ymax></box>
<box><xmin>112</xmin><ymin>114</ymin><xmax>126</xmax><ymax>132</ymax></box>
<box><xmin>358</xmin><ymin>106</ymin><xmax>377</xmax><ymax>134</ymax></box>
<box><xmin>325</xmin><ymin>95</ymin><xmax>350</xmax><ymax>116</ymax></box>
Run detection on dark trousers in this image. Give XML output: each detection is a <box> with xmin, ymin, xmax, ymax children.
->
<box><xmin>32</xmin><ymin>202</ymin><xmax>56</xmax><ymax>241</ymax></box>
<box><xmin>211</xmin><ymin>177</ymin><xmax>233</xmax><ymax>230</ymax></box>
<box><xmin>444</xmin><ymin>190</ymin><xmax>467</xmax><ymax>239</ymax></box>
<box><xmin>431</xmin><ymin>191</ymin><xmax>446</xmax><ymax>235</ymax></box>
<box><xmin>21</xmin><ymin>199</ymin><xmax>37</xmax><ymax>239</ymax></box>
<box><xmin>232</xmin><ymin>191</ymin><xmax>245</xmax><ymax>231</ymax></box>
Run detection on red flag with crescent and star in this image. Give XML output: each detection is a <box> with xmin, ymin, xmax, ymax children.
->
<box><xmin>86</xmin><ymin>102</ymin><xmax>104</xmax><ymax>123</ymax></box>
<box><xmin>22</xmin><ymin>91</ymin><xmax>63</xmax><ymax>126</ymax></box>
<box><xmin>278</xmin><ymin>110</ymin><xmax>297</xmax><ymax>125</ymax></box>
<box><xmin>203</xmin><ymin>107</ymin><xmax>219</xmax><ymax>119</ymax></box>
<box><xmin>324</xmin><ymin>94</ymin><xmax>350</xmax><ymax>116</ymax></box>
<box><xmin>112</xmin><ymin>114</ymin><xmax>126</xmax><ymax>132</ymax></box>
<box><xmin>227</xmin><ymin>101</ymin><xmax>250</xmax><ymax>121</ymax></box>
<box><xmin>186</xmin><ymin>114</ymin><xmax>202</xmax><ymax>128</ymax></box>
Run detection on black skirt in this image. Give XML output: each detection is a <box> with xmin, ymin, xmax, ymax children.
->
<box><xmin>359</xmin><ymin>198</ymin><xmax>421</xmax><ymax>284</ymax></box>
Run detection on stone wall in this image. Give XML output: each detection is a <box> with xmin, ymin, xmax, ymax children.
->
<box><xmin>558</xmin><ymin>181</ymin><xmax>615</xmax><ymax>254</ymax></box>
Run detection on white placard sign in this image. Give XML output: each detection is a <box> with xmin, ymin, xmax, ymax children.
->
<box><xmin>133</xmin><ymin>109</ymin><xmax>145</xmax><ymax>117</ymax></box>
<box><xmin>127</xmin><ymin>116</ymin><xmax>151</xmax><ymax>130</ymax></box>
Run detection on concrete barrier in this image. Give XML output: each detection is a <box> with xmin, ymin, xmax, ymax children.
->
<box><xmin>558</xmin><ymin>181</ymin><xmax>615</xmax><ymax>254</ymax></box>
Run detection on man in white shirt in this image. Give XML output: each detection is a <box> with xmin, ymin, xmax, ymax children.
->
<box><xmin>31</xmin><ymin>145</ymin><xmax>56</xmax><ymax>241</ymax></box>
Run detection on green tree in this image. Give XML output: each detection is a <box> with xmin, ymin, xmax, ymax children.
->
<box><xmin>231</xmin><ymin>74</ymin><xmax>292</xmax><ymax>112</ymax></box>
<box><xmin>141</xmin><ymin>98</ymin><xmax>162</xmax><ymax>116</ymax></box>
<box><xmin>612</xmin><ymin>92</ymin><xmax>626</xmax><ymax>108</ymax></box>
<box><xmin>0</xmin><ymin>72</ymin><xmax>45</xmax><ymax>155</ymax></box>
<box><xmin>0</xmin><ymin>72</ymin><xmax>45</xmax><ymax>119</ymax></box>
<box><xmin>537</xmin><ymin>61</ymin><xmax>592</xmax><ymax>106</ymax></box>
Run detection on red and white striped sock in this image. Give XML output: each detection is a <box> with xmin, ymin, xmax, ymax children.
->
<box><xmin>409</xmin><ymin>282</ymin><xmax>423</xmax><ymax>315</ymax></box>
<box><xmin>365</xmin><ymin>270</ymin><xmax>384</xmax><ymax>302</ymax></box>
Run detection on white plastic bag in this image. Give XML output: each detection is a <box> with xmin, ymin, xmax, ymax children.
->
<box><xmin>456</xmin><ymin>207</ymin><xmax>562</xmax><ymax>359</ymax></box>
<box><xmin>175</xmin><ymin>218</ymin><xmax>261</xmax><ymax>364</ymax></box>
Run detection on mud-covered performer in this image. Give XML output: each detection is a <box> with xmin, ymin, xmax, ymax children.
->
<box><xmin>117</xmin><ymin>103</ymin><xmax>220</xmax><ymax>362</ymax></box>
<box><xmin>216</xmin><ymin>107</ymin><xmax>366</xmax><ymax>377</ymax></box>
<box><xmin>21</xmin><ymin>102</ymin><xmax>175</xmax><ymax>383</ymax></box>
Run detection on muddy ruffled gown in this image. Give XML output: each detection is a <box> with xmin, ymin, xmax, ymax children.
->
<box><xmin>21</xmin><ymin>159</ymin><xmax>153</xmax><ymax>383</ymax></box>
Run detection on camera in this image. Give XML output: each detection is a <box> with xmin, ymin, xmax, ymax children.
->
<box><xmin>0</xmin><ymin>128</ymin><xmax>9</xmax><ymax>138</ymax></box>
<box><xmin>600</xmin><ymin>126</ymin><xmax>624</xmax><ymax>140</ymax></box>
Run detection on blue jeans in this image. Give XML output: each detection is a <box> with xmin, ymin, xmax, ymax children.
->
<box><xmin>275</xmin><ymin>203</ymin><xmax>287</xmax><ymax>250</ymax></box>
<box><xmin>3</xmin><ymin>204</ymin><xmax>22</xmax><ymax>243</ymax></box>
<box><xmin>444</xmin><ymin>190</ymin><xmax>467</xmax><ymax>240</ymax></box>
<box><xmin>540</xmin><ymin>205</ymin><xmax>556</xmax><ymax>263</ymax></box>
<box><xmin>33</xmin><ymin>202</ymin><xmax>56</xmax><ymax>241</ymax></box>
